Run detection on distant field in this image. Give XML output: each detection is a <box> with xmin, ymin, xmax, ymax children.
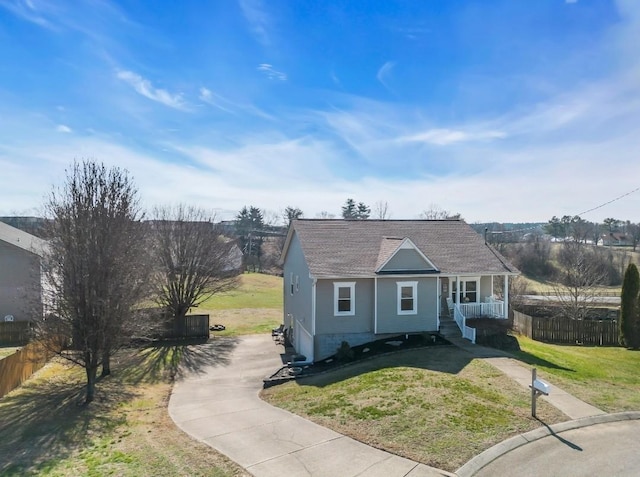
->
<box><xmin>0</xmin><ymin>347</ymin><xmax>20</xmax><ymax>359</ymax></box>
<box><xmin>196</xmin><ymin>273</ymin><xmax>283</xmax><ymax>336</ymax></box>
<box><xmin>197</xmin><ymin>273</ymin><xmax>282</xmax><ymax>310</ymax></box>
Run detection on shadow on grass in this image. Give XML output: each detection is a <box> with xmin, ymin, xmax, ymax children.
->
<box><xmin>0</xmin><ymin>364</ymin><xmax>138</xmax><ymax>475</ymax></box>
<box><xmin>510</xmin><ymin>349</ymin><xmax>575</xmax><ymax>373</ymax></box>
<box><xmin>297</xmin><ymin>345</ymin><xmax>476</xmax><ymax>388</ymax></box>
<box><xmin>0</xmin><ymin>337</ymin><xmax>241</xmax><ymax>474</ymax></box>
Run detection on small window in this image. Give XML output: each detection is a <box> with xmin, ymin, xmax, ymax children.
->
<box><xmin>295</xmin><ymin>275</ymin><xmax>299</xmax><ymax>292</ymax></box>
<box><xmin>290</xmin><ymin>273</ymin><xmax>294</xmax><ymax>296</ymax></box>
<box><xmin>397</xmin><ymin>281</ymin><xmax>418</xmax><ymax>315</ymax></box>
<box><xmin>333</xmin><ymin>282</ymin><xmax>355</xmax><ymax>316</ymax></box>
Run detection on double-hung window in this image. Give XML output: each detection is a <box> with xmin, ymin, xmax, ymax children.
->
<box><xmin>397</xmin><ymin>281</ymin><xmax>418</xmax><ymax>315</ymax></box>
<box><xmin>334</xmin><ymin>282</ymin><xmax>355</xmax><ymax>316</ymax></box>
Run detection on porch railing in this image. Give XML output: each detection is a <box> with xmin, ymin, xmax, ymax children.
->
<box><xmin>458</xmin><ymin>299</ymin><xmax>505</xmax><ymax>319</ymax></box>
<box><xmin>447</xmin><ymin>298</ymin><xmax>476</xmax><ymax>343</ymax></box>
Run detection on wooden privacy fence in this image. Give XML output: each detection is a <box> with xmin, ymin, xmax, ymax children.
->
<box><xmin>513</xmin><ymin>310</ymin><xmax>619</xmax><ymax>346</ymax></box>
<box><xmin>0</xmin><ymin>340</ymin><xmax>55</xmax><ymax>398</ymax></box>
<box><xmin>159</xmin><ymin>314</ymin><xmax>210</xmax><ymax>339</ymax></box>
<box><xmin>0</xmin><ymin>321</ymin><xmax>32</xmax><ymax>345</ymax></box>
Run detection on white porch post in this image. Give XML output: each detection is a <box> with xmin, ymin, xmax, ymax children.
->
<box><xmin>503</xmin><ymin>274</ymin><xmax>509</xmax><ymax>319</ymax></box>
<box><xmin>491</xmin><ymin>275</ymin><xmax>494</xmax><ymax>297</ymax></box>
<box><xmin>456</xmin><ymin>276</ymin><xmax>460</xmax><ymax>306</ymax></box>
<box><xmin>436</xmin><ymin>277</ymin><xmax>440</xmax><ymax>329</ymax></box>
<box><xmin>312</xmin><ymin>278</ymin><xmax>317</xmax><ymax>335</ymax></box>
<box><xmin>374</xmin><ymin>276</ymin><xmax>378</xmax><ymax>334</ymax></box>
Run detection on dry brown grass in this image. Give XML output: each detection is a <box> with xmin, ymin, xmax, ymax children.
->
<box><xmin>0</xmin><ymin>345</ymin><xmax>248</xmax><ymax>476</ymax></box>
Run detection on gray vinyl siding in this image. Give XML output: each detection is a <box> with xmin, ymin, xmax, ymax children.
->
<box><xmin>376</xmin><ymin>277</ymin><xmax>438</xmax><ymax>334</ymax></box>
<box><xmin>282</xmin><ymin>231</ymin><xmax>313</xmax><ymax>334</ymax></box>
<box><xmin>315</xmin><ymin>279</ymin><xmax>374</xmax><ymax>335</ymax></box>
<box><xmin>0</xmin><ymin>241</ymin><xmax>42</xmax><ymax>321</ymax></box>
<box><xmin>380</xmin><ymin>249</ymin><xmax>434</xmax><ymax>272</ymax></box>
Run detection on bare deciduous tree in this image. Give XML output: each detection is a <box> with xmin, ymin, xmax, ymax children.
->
<box><xmin>373</xmin><ymin>200</ymin><xmax>391</xmax><ymax>219</ymax></box>
<box><xmin>420</xmin><ymin>204</ymin><xmax>462</xmax><ymax>220</ymax></box>
<box><xmin>552</xmin><ymin>242</ymin><xmax>607</xmax><ymax>320</ymax></box>
<box><xmin>39</xmin><ymin>161</ymin><xmax>150</xmax><ymax>403</ymax></box>
<box><xmin>151</xmin><ymin>205</ymin><xmax>240</xmax><ymax>321</ymax></box>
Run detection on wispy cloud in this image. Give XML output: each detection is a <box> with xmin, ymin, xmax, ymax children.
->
<box><xmin>400</xmin><ymin>128</ymin><xmax>507</xmax><ymax>146</ymax></box>
<box><xmin>0</xmin><ymin>0</ymin><xmax>55</xmax><ymax>30</ymax></box>
<box><xmin>56</xmin><ymin>124</ymin><xmax>72</xmax><ymax>133</ymax></box>
<box><xmin>376</xmin><ymin>61</ymin><xmax>396</xmax><ymax>93</ymax></box>
<box><xmin>239</xmin><ymin>0</ymin><xmax>271</xmax><ymax>46</ymax></box>
<box><xmin>199</xmin><ymin>87</ymin><xmax>235</xmax><ymax>114</ymax></box>
<box><xmin>116</xmin><ymin>70</ymin><xmax>186</xmax><ymax>110</ymax></box>
<box><xmin>257</xmin><ymin>64</ymin><xmax>287</xmax><ymax>81</ymax></box>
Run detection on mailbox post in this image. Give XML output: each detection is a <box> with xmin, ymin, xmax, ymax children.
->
<box><xmin>530</xmin><ymin>368</ymin><xmax>550</xmax><ymax>418</ymax></box>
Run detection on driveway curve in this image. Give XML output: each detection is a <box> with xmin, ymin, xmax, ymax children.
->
<box><xmin>168</xmin><ymin>334</ymin><xmax>451</xmax><ymax>477</ymax></box>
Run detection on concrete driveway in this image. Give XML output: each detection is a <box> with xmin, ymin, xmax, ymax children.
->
<box><xmin>168</xmin><ymin>334</ymin><xmax>450</xmax><ymax>477</ymax></box>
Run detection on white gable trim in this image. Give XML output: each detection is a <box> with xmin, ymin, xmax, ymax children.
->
<box><xmin>375</xmin><ymin>237</ymin><xmax>439</xmax><ymax>273</ymax></box>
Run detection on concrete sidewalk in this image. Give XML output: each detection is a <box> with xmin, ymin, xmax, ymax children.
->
<box><xmin>168</xmin><ymin>334</ymin><xmax>452</xmax><ymax>477</ymax></box>
<box><xmin>446</xmin><ymin>336</ymin><xmax>605</xmax><ymax>419</ymax></box>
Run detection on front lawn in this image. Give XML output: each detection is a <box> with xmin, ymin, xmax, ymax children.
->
<box><xmin>0</xmin><ymin>345</ymin><xmax>248</xmax><ymax>476</ymax></box>
<box><xmin>512</xmin><ymin>335</ymin><xmax>640</xmax><ymax>412</ymax></box>
<box><xmin>261</xmin><ymin>346</ymin><xmax>564</xmax><ymax>472</ymax></box>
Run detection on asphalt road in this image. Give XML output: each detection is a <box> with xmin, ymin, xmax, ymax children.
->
<box><xmin>470</xmin><ymin>418</ymin><xmax>640</xmax><ymax>477</ymax></box>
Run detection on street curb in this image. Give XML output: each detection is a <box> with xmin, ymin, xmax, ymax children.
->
<box><xmin>456</xmin><ymin>411</ymin><xmax>640</xmax><ymax>476</ymax></box>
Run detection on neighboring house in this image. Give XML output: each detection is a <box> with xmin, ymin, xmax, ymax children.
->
<box><xmin>601</xmin><ymin>232</ymin><xmax>631</xmax><ymax>247</ymax></box>
<box><xmin>281</xmin><ymin>219</ymin><xmax>519</xmax><ymax>362</ymax></box>
<box><xmin>0</xmin><ymin>221</ymin><xmax>47</xmax><ymax>322</ymax></box>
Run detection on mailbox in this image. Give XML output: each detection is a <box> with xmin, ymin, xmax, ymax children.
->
<box><xmin>533</xmin><ymin>379</ymin><xmax>550</xmax><ymax>396</ymax></box>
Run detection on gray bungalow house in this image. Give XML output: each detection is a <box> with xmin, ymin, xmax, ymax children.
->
<box><xmin>0</xmin><ymin>221</ymin><xmax>47</xmax><ymax>322</ymax></box>
<box><xmin>280</xmin><ymin>219</ymin><xmax>519</xmax><ymax>362</ymax></box>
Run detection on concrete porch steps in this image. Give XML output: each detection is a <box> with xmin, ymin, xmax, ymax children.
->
<box><xmin>439</xmin><ymin>316</ymin><xmax>462</xmax><ymax>339</ymax></box>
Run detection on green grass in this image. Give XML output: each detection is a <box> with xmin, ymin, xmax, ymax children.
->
<box><xmin>261</xmin><ymin>346</ymin><xmax>565</xmax><ymax>472</ymax></box>
<box><xmin>512</xmin><ymin>335</ymin><xmax>640</xmax><ymax>412</ymax></box>
<box><xmin>196</xmin><ymin>273</ymin><xmax>283</xmax><ymax>336</ymax></box>
<box><xmin>0</xmin><ymin>346</ymin><xmax>20</xmax><ymax>359</ymax></box>
<box><xmin>198</xmin><ymin>273</ymin><xmax>282</xmax><ymax>310</ymax></box>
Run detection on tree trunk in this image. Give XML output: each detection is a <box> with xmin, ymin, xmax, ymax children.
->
<box><xmin>101</xmin><ymin>351</ymin><xmax>111</xmax><ymax>377</ymax></box>
<box><xmin>85</xmin><ymin>364</ymin><xmax>97</xmax><ymax>404</ymax></box>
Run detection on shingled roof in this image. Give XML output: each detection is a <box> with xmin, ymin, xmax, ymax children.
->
<box><xmin>0</xmin><ymin>220</ymin><xmax>47</xmax><ymax>257</ymax></box>
<box><xmin>283</xmin><ymin>219</ymin><xmax>518</xmax><ymax>278</ymax></box>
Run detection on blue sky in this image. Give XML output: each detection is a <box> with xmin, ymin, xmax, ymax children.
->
<box><xmin>1</xmin><ymin>0</ymin><xmax>639</xmax><ymax>224</ymax></box>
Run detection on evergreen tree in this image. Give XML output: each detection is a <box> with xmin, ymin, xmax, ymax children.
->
<box><xmin>235</xmin><ymin>205</ymin><xmax>265</xmax><ymax>269</ymax></box>
<box><xmin>341</xmin><ymin>198</ymin><xmax>370</xmax><ymax>220</ymax></box>
<box><xmin>341</xmin><ymin>198</ymin><xmax>357</xmax><ymax>219</ymax></box>
<box><xmin>619</xmin><ymin>263</ymin><xmax>640</xmax><ymax>349</ymax></box>
<box><xmin>356</xmin><ymin>202</ymin><xmax>371</xmax><ymax>219</ymax></box>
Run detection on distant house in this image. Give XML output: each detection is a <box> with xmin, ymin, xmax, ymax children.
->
<box><xmin>0</xmin><ymin>221</ymin><xmax>47</xmax><ymax>322</ymax></box>
<box><xmin>280</xmin><ymin>219</ymin><xmax>519</xmax><ymax>362</ymax></box>
<box><xmin>601</xmin><ymin>232</ymin><xmax>631</xmax><ymax>247</ymax></box>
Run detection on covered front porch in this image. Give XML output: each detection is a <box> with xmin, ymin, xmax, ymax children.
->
<box><xmin>441</xmin><ymin>274</ymin><xmax>512</xmax><ymax>344</ymax></box>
